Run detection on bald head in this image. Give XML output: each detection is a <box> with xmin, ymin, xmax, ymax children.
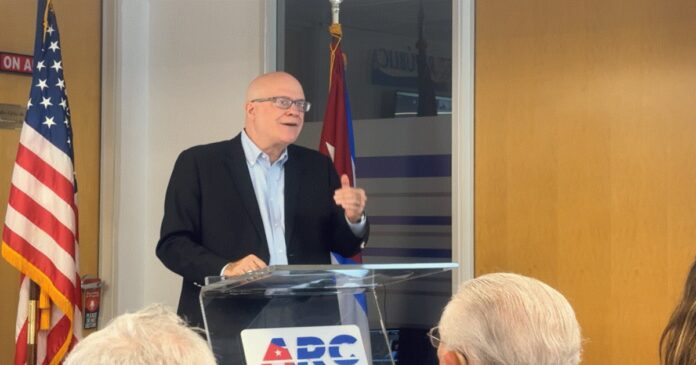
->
<box><xmin>243</xmin><ymin>72</ymin><xmax>306</xmax><ymax>162</ymax></box>
<box><xmin>246</xmin><ymin>72</ymin><xmax>304</xmax><ymax>102</ymax></box>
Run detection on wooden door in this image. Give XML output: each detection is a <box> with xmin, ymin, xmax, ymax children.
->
<box><xmin>475</xmin><ymin>0</ymin><xmax>696</xmax><ymax>364</ymax></box>
<box><xmin>0</xmin><ymin>1</ymin><xmax>101</xmax><ymax>363</ymax></box>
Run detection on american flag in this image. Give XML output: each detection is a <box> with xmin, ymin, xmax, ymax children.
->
<box><xmin>1</xmin><ymin>1</ymin><xmax>82</xmax><ymax>364</ymax></box>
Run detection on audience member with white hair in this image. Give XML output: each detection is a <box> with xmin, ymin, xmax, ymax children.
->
<box><xmin>431</xmin><ymin>273</ymin><xmax>582</xmax><ymax>365</ymax></box>
<box><xmin>64</xmin><ymin>303</ymin><xmax>217</xmax><ymax>365</ymax></box>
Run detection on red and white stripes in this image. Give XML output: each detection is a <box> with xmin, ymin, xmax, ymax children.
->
<box><xmin>2</xmin><ymin>122</ymin><xmax>82</xmax><ymax>365</ymax></box>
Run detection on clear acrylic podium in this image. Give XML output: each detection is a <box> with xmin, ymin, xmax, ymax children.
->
<box><xmin>200</xmin><ymin>263</ymin><xmax>457</xmax><ymax>365</ymax></box>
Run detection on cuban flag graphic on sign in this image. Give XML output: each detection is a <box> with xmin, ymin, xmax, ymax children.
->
<box><xmin>262</xmin><ymin>338</ymin><xmax>294</xmax><ymax>365</ymax></box>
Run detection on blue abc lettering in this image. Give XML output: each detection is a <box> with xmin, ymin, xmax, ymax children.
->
<box><xmin>328</xmin><ymin>335</ymin><xmax>359</xmax><ymax>365</ymax></box>
<box><xmin>284</xmin><ymin>334</ymin><xmax>361</xmax><ymax>365</ymax></box>
<box><xmin>297</xmin><ymin>336</ymin><xmax>326</xmax><ymax>364</ymax></box>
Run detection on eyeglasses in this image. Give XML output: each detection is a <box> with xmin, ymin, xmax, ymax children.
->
<box><xmin>427</xmin><ymin>326</ymin><xmax>470</xmax><ymax>365</ymax></box>
<box><xmin>427</xmin><ymin>326</ymin><xmax>442</xmax><ymax>348</ymax></box>
<box><xmin>251</xmin><ymin>96</ymin><xmax>311</xmax><ymax>112</ymax></box>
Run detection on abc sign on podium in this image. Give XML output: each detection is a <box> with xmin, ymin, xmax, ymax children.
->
<box><xmin>241</xmin><ymin>325</ymin><xmax>368</xmax><ymax>365</ymax></box>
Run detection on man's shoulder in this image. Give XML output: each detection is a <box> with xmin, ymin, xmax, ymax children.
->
<box><xmin>179</xmin><ymin>138</ymin><xmax>237</xmax><ymax>160</ymax></box>
<box><xmin>171</xmin><ymin>139</ymin><xmax>240</xmax><ymax>172</ymax></box>
<box><xmin>288</xmin><ymin>143</ymin><xmax>329</xmax><ymax>163</ymax></box>
<box><xmin>184</xmin><ymin>140</ymin><xmax>232</xmax><ymax>153</ymax></box>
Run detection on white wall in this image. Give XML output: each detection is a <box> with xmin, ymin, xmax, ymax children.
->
<box><xmin>102</xmin><ymin>0</ymin><xmax>265</xmax><ymax>320</ymax></box>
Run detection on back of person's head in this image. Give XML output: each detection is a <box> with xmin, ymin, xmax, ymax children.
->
<box><xmin>64</xmin><ymin>303</ymin><xmax>216</xmax><ymax>365</ymax></box>
<box><xmin>437</xmin><ymin>273</ymin><xmax>581</xmax><ymax>365</ymax></box>
<box><xmin>660</xmin><ymin>257</ymin><xmax>696</xmax><ymax>365</ymax></box>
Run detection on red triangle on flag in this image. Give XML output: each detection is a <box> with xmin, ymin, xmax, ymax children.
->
<box><xmin>262</xmin><ymin>340</ymin><xmax>293</xmax><ymax>361</ymax></box>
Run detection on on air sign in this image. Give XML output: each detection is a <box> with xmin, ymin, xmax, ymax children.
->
<box><xmin>0</xmin><ymin>52</ymin><xmax>33</xmax><ymax>75</ymax></box>
<box><xmin>241</xmin><ymin>325</ymin><xmax>369</xmax><ymax>365</ymax></box>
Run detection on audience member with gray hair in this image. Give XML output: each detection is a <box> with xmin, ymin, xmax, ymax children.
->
<box><xmin>64</xmin><ymin>303</ymin><xmax>217</xmax><ymax>365</ymax></box>
<box><xmin>431</xmin><ymin>273</ymin><xmax>582</xmax><ymax>365</ymax></box>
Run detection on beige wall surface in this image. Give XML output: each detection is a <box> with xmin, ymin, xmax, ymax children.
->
<box><xmin>475</xmin><ymin>1</ymin><xmax>696</xmax><ymax>364</ymax></box>
<box><xmin>105</xmin><ymin>0</ymin><xmax>264</xmax><ymax>316</ymax></box>
<box><xmin>0</xmin><ymin>1</ymin><xmax>101</xmax><ymax>363</ymax></box>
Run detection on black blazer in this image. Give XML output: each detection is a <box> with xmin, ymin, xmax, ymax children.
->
<box><xmin>156</xmin><ymin>134</ymin><xmax>367</xmax><ymax>327</ymax></box>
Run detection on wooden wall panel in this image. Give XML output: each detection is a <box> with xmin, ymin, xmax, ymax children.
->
<box><xmin>0</xmin><ymin>1</ymin><xmax>101</xmax><ymax>363</ymax></box>
<box><xmin>475</xmin><ymin>1</ymin><xmax>696</xmax><ymax>364</ymax></box>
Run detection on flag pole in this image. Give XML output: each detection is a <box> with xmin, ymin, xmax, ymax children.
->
<box><xmin>330</xmin><ymin>0</ymin><xmax>342</xmax><ymax>24</ymax></box>
<box><xmin>27</xmin><ymin>281</ymin><xmax>39</xmax><ymax>365</ymax></box>
<box><xmin>25</xmin><ymin>2</ymin><xmax>55</xmax><ymax>362</ymax></box>
<box><xmin>328</xmin><ymin>0</ymin><xmax>344</xmax><ymax>91</ymax></box>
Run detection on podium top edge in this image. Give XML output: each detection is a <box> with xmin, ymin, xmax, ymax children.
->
<box><xmin>201</xmin><ymin>262</ymin><xmax>459</xmax><ymax>289</ymax></box>
<box><xmin>265</xmin><ymin>262</ymin><xmax>459</xmax><ymax>271</ymax></box>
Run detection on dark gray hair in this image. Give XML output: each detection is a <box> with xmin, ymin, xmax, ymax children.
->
<box><xmin>439</xmin><ymin>273</ymin><xmax>581</xmax><ymax>365</ymax></box>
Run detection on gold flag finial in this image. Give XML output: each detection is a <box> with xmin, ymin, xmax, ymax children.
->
<box><xmin>42</xmin><ymin>0</ymin><xmax>53</xmax><ymax>42</ymax></box>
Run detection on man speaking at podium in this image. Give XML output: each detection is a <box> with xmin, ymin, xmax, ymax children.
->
<box><xmin>156</xmin><ymin>72</ymin><xmax>368</xmax><ymax>328</ymax></box>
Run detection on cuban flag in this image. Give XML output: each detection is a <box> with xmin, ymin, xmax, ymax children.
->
<box><xmin>319</xmin><ymin>22</ymin><xmax>371</xmax><ymax>360</ymax></box>
<box><xmin>319</xmin><ymin>33</ymin><xmax>356</xmax><ymax>190</ymax></box>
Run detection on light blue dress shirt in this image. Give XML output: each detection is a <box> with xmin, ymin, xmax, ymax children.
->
<box><xmin>223</xmin><ymin>130</ymin><xmax>367</xmax><ymax>271</ymax></box>
<box><xmin>241</xmin><ymin>131</ymin><xmax>289</xmax><ymax>265</ymax></box>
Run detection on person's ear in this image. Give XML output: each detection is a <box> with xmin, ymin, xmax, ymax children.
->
<box><xmin>442</xmin><ymin>350</ymin><xmax>464</xmax><ymax>365</ymax></box>
<box><xmin>246</xmin><ymin>102</ymin><xmax>254</xmax><ymax>115</ymax></box>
